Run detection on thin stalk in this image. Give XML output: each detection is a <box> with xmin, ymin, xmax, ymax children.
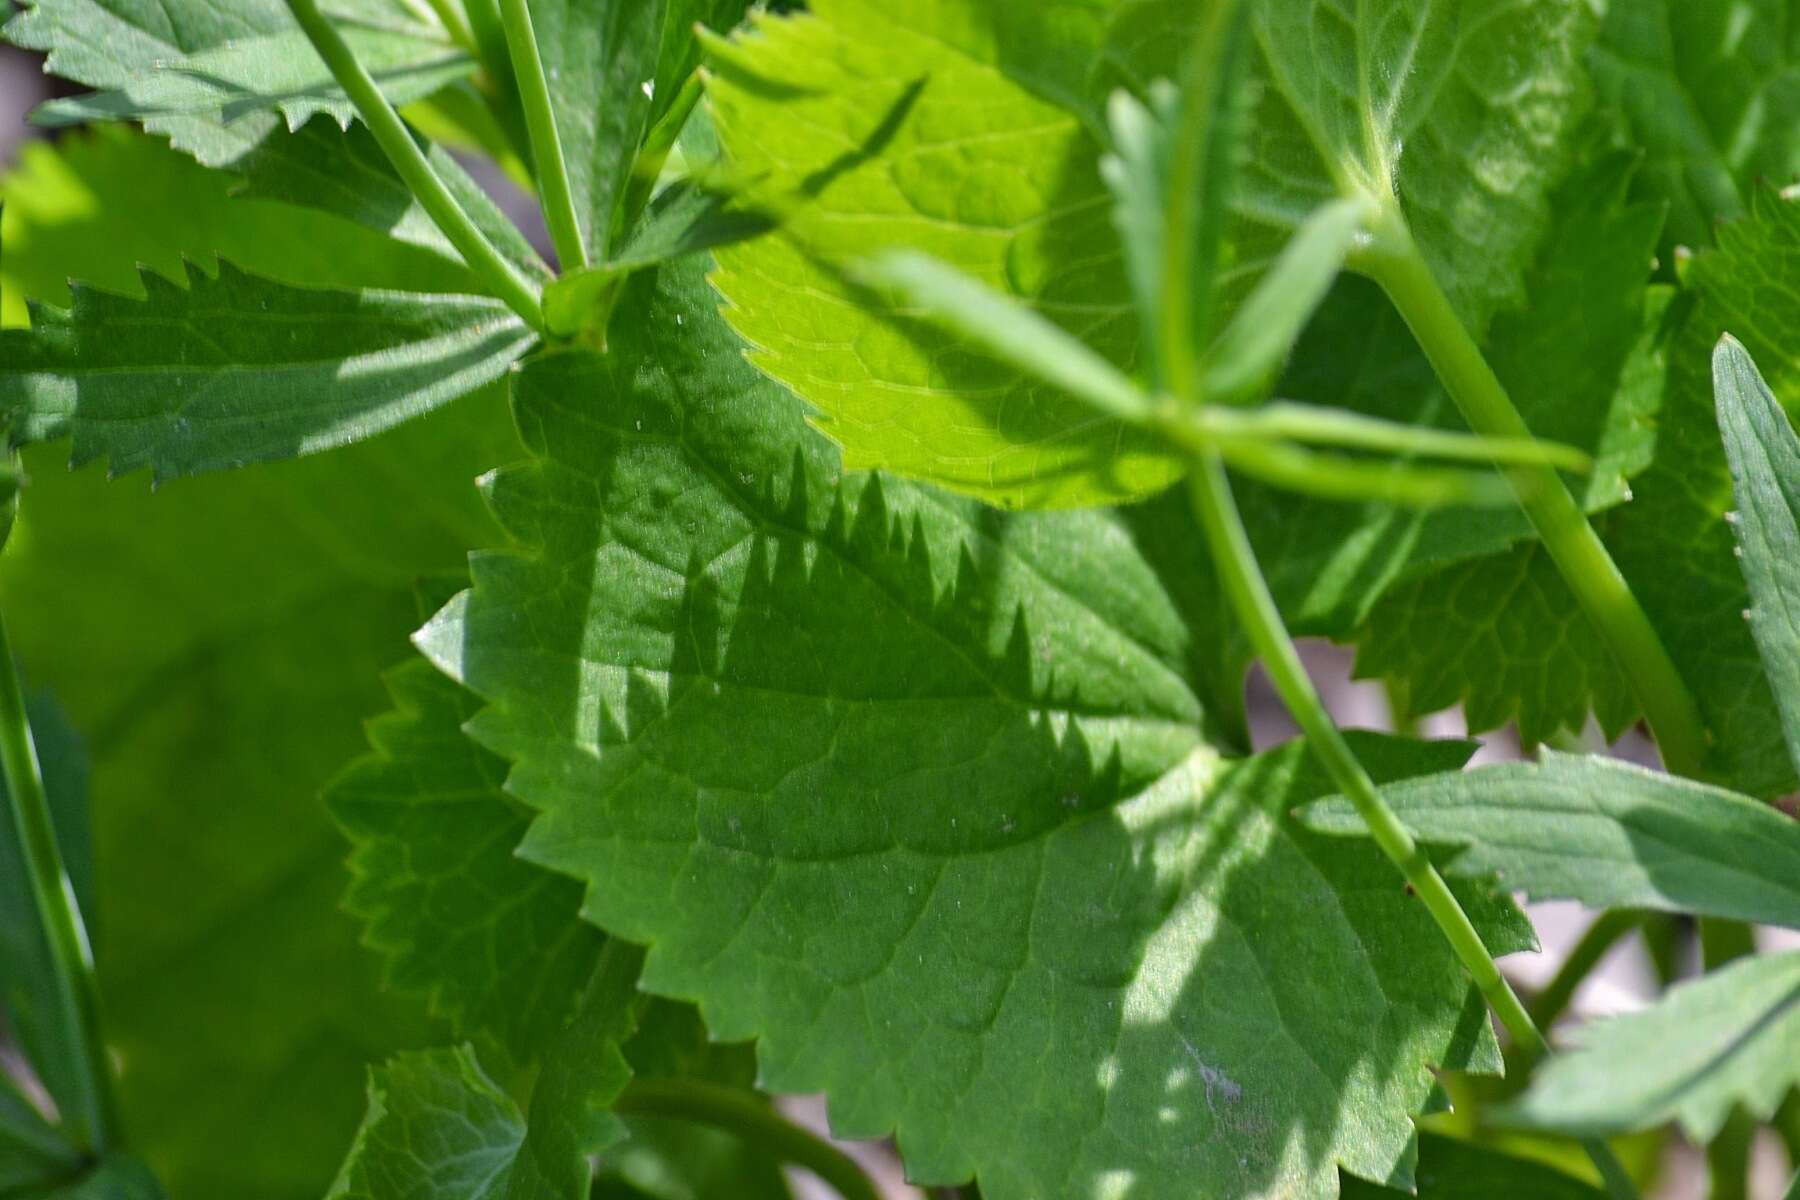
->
<box><xmin>420</xmin><ymin>0</ymin><xmax>475</xmax><ymax>50</ymax></box>
<box><xmin>285</xmin><ymin>0</ymin><xmax>546</xmax><ymax>331</ymax></box>
<box><xmin>616</xmin><ymin>1079</ymin><xmax>881</xmax><ymax>1200</ymax></box>
<box><xmin>1354</xmin><ymin>207</ymin><xmax>1707</xmax><ymax>778</ymax></box>
<box><xmin>1785</xmin><ymin>1167</ymin><xmax>1800</xmax><ymax>1200</ymax></box>
<box><xmin>1184</xmin><ymin>454</ymin><xmax>1638</xmax><ymax>1200</ymax></box>
<box><xmin>451</xmin><ymin>0</ymin><xmax>531</xmax><ymax>166</ymax></box>
<box><xmin>0</xmin><ymin>607</ymin><xmax>114</xmax><ymax>1152</ymax></box>
<box><xmin>496</xmin><ymin>0</ymin><xmax>588</xmax><ymax>269</ymax></box>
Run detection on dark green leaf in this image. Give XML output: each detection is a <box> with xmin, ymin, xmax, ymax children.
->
<box><xmin>1356</xmin><ymin>538</ymin><xmax>1639</xmax><ymax>744</ymax></box>
<box><xmin>0</xmin><ymin>390</ymin><xmax>519</xmax><ymax>1196</ymax></box>
<box><xmin>1607</xmin><ymin>185</ymin><xmax>1800</xmax><ymax>796</ymax></box>
<box><xmin>329</xmin><ymin>950</ymin><xmax>645</xmax><ymax>1200</ymax></box>
<box><xmin>1300</xmin><ymin>750</ymin><xmax>1800</xmax><ymax>929</ymax></box>
<box><xmin>1591</xmin><ymin>0</ymin><xmax>1800</xmax><ymax>250</ymax></box>
<box><xmin>1233</xmin><ymin>0</ymin><xmax>1598</xmax><ymax>333</ymax></box>
<box><xmin>226</xmin><ymin>116</ymin><xmax>550</xmax><ymax>282</ymax></box>
<box><xmin>420</xmin><ymin>258</ymin><xmax>1523</xmax><ymax>1199</ymax></box>
<box><xmin>0</xmin><ymin>263</ymin><xmax>533</xmax><ymax>481</ymax></box>
<box><xmin>1714</xmin><ymin>335</ymin><xmax>1800</xmax><ymax>777</ymax></box>
<box><xmin>329</xmin><ymin>658</ymin><xmax>603</xmax><ymax>1065</ymax></box>
<box><xmin>327</xmin><ymin>1046</ymin><xmax>526</xmax><ymax>1200</ymax></box>
<box><xmin>0</xmin><ymin>390</ymin><xmax>521</xmax><ymax>1196</ymax></box>
<box><xmin>1503</xmin><ymin>950</ymin><xmax>1800</xmax><ymax>1141</ymax></box>
<box><xmin>503</xmin><ymin>947</ymin><xmax>643</xmax><ymax>1200</ymax></box>
<box><xmin>608</xmin><ymin>180</ymin><xmax>775</xmax><ymax>273</ymax></box>
<box><xmin>0</xmin><ymin>125</ymin><xmax>485</xmax><ymax>324</ymax></box>
<box><xmin>1340</xmin><ymin>1133</ymin><xmax>1606</xmax><ymax>1200</ymax></box>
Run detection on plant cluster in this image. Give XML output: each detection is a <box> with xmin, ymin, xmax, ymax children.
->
<box><xmin>0</xmin><ymin>1</ymin><xmax>1798</xmax><ymax>1198</ymax></box>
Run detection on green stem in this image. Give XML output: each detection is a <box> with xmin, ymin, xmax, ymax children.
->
<box><xmin>615</xmin><ymin>1079</ymin><xmax>881</xmax><ymax>1200</ymax></box>
<box><xmin>1184</xmin><ymin>454</ymin><xmax>1638</xmax><ymax>1200</ymax></box>
<box><xmin>496</xmin><ymin>0</ymin><xmax>588</xmax><ymax>270</ymax></box>
<box><xmin>451</xmin><ymin>0</ymin><xmax>531</xmax><ymax>166</ymax></box>
<box><xmin>285</xmin><ymin>0</ymin><xmax>545</xmax><ymax>331</ymax></box>
<box><xmin>1355</xmin><ymin>207</ymin><xmax>1708</xmax><ymax>779</ymax></box>
<box><xmin>0</xmin><ymin>606</ymin><xmax>115</xmax><ymax>1152</ymax></box>
<box><xmin>1525</xmin><ymin>909</ymin><xmax>1645</xmax><ymax>1044</ymax></box>
<box><xmin>1785</xmin><ymin>1167</ymin><xmax>1800</xmax><ymax>1200</ymax></box>
<box><xmin>420</xmin><ymin>0</ymin><xmax>475</xmax><ymax>50</ymax></box>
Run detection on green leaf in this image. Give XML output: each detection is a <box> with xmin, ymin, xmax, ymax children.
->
<box><xmin>1101</xmin><ymin>79</ymin><xmax>1178</xmax><ymax>379</ymax></box>
<box><xmin>0</xmin><ymin>150</ymin><xmax>525</xmax><ymax>1180</ymax></box>
<box><xmin>524</xmin><ymin>0</ymin><xmax>749</xmax><ymax>257</ymax></box>
<box><xmin>1502</xmin><ymin>950</ymin><xmax>1800</xmax><ymax>1142</ymax></box>
<box><xmin>328</xmin><ymin>658</ymin><xmax>603</xmax><ymax>1065</ymax></box>
<box><xmin>1607</xmin><ymin>185</ymin><xmax>1800</xmax><ymax>796</ymax></box>
<box><xmin>708</xmin><ymin>0</ymin><xmax>1178</xmax><ymax>509</ymax></box>
<box><xmin>327</xmin><ymin>1046</ymin><xmax>526</xmax><ymax>1200</ymax></box>
<box><xmin>329</xmin><ymin>951</ymin><xmax>644</xmax><ymax>1200</ymax></box>
<box><xmin>1233</xmin><ymin>0</ymin><xmax>1599</xmax><ymax>332</ymax></box>
<box><xmin>607</xmin><ymin>180</ymin><xmax>776</xmax><ymax>273</ymax></box>
<box><xmin>0</xmin><ymin>125</ymin><xmax>487</xmax><ymax>326</ymax></box>
<box><xmin>0</xmin><ymin>85</ymin><xmax>526</xmax><ymax>1197</ymax></box>
<box><xmin>0</xmin><ymin>392</ymin><xmax>521</xmax><ymax>1197</ymax></box>
<box><xmin>708</xmin><ymin>0</ymin><xmax>1598</xmax><ymax>508</ymax></box>
<box><xmin>0</xmin><ymin>392</ymin><xmax>520</xmax><ymax>1196</ymax></box>
<box><xmin>1299</xmin><ymin>750</ymin><xmax>1800</xmax><ymax>930</ymax></box>
<box><xmin>0</xmin><ymin>694</ymin><xmax>94</xmax><ymax>1145</ymax></box>
<box><xmin>1340</xmin><ymin>1133</ymin><xmax>1606</xmax><ymax>1199</ymax></box>
<box><xmin>0</xmin><ymin>262</ymin><xmax>534</xmax><ymax>482</ymax></box>
<box><xmin>1</xmin><ymin>2</ymin><xmax>528</xmax><ymax>288</ymax></box>
<box><xmin>1714</xmin><ymin>335</ymin><xmax>1800</xmax><ymax>778</ymax></box>
<box><xmin>7</xmin><ymin>0</ymin><xmax>470</xmax><ymax>137</ymax></box>
<box><xmin>32</xmin><ymin>23</ymin><xmax>473</xmax><ymax>133</ymax></box>
<box><xmin>1200</xmin><ymin>196</ymin><xmax>1369</xmax><ymax>403</ymax></box>
<box><xmin>420</xmin><ymin>259</ymin><xmax>1524</xmax><ymax>1199</ymax></box>
<box><xmin>1356</xmin><ymin>539</ymin><xmax>1639</xmax><ymax>744</ymax></box>
<box><xmin>1591</xmin><ymin>0</ymin><xmax>1800</xmax><ymax>251</ymax></box>
<box><xmin>225</xmin><ymin>116</ymin><xmax>551</xmax><ymax>282</ymax></box>
<box><xmin>503</xmin><ymin>947</ymin><xmax>643</xmax><ymax>1200</ymax></box>
<box><xmin>858</xmin><ymin>250</ymin><xmax>1152</xmax><ymax>423</ymax></box>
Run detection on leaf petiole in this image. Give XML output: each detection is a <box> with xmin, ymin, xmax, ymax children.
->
<box><xmin>1353</xmin><ymin>204</ymin><xmax>1707</xmax><ymax>778</ymax></box>
<box><xmin>0</xmin><ymin>604</ymin><xmax>115</xmax><ymax>1153</ymax></box>
<box><xmin>615</xmin><ymin>1078</ymin><xmax>882</xmax><ymax>1200</ymax></box>
<box><xmin>284</xmin><ymin>0</ymin><xmax>546</xmax><ymax>332</ymax></box>
<box><xmin>1193</xmin><ymin>402</ymin><xmax>1593</xmax><ymax>472</ymax></box>
<box><xmin>1184</xmin><ymin>454</ymin><xmax>1639</xmax><ymax>1200</ymax></box>
<box><xmin>496</xmin><ymin>0</ymin><xmax>588</xmax><ymax>270</ymax></box>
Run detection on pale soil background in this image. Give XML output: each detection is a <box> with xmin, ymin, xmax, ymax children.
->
<box><xmin>0</xmin><ymin>42</ymin><xmax>1791</xmax><ymax>1200</ymax></box>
